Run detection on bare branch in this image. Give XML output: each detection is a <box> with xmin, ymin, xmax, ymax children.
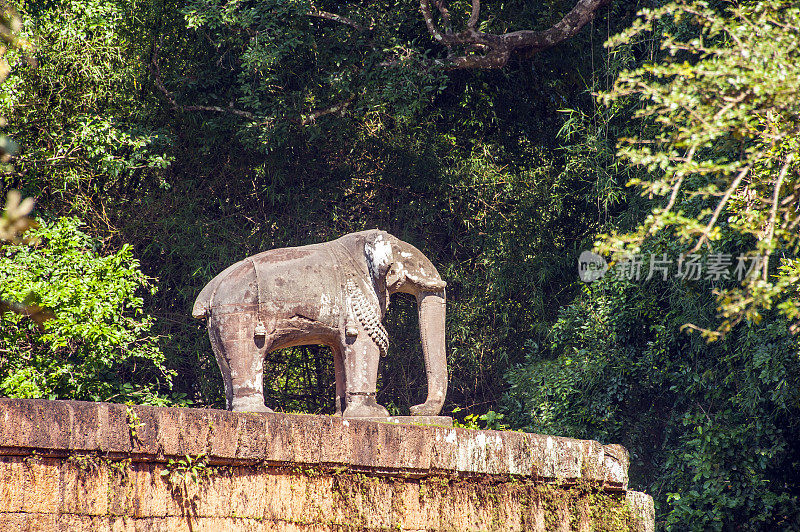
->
<box><xmin>689</xmin><ymin>150</ymin><xmax>767</xmax><ymax>253</ymax></box>
<box><xmin>151</xmin><ymin>38</ymin><xmax>353</xmax><ymax>129</ymax></box>
<box><xmin>298</xmin><ymin>95</ymin><xmax>355</xmax><ymax>126</ymax></box>
<box><xmin>308</xmin><ymin>5</ymin><xmax>367</xmax><ymax>32</ymax></box>
<box><xmin>449</xmin><ymin>50</ymin><xmax>510</xmax><ymax>70</ymax></box>
<box><xmin>762</xmin><ymin>155</ymin><xmax>792</xmax><ymax>280</ymax></box>
<box><xmin>150</xmin><ymin>40</ymin><xmax>272</xmax><ymax>124</ymax></box>
<box><xmin>184</xmin><ymin>103</ymin><xmax>261</xmax><ymax>121</ymax></box>
<box><xmin>664</xmin><ymin>146</ymin><xmax>696</xmax><ymax>213</ymax></box>
<box><xmin>420</xmin><ymin>0</ymin><xmax>446</xmax><ymax>44</ymax></box>
<box><xmin>421</xmin><ymin>0</ymin><xmax>612</xmax><ymax>69</ymax></box>
<box><xmin>467</xmin><ymin>0</ymin><xmax>481</xmax><ymax>29</ymax></box>
<box><xmin>149</xmin><ymin>41</ymin><xmax>177</xmax><ymax>108</ymax></box>
<box><xmin>434</xmin><ymin>0</ymin><xmax>453</xmax><ymax>33</ymax></box>
<box><xmin>510</xmin><ymin>0</ymin><xmax>613</xmax><ymax>55</ymax></box>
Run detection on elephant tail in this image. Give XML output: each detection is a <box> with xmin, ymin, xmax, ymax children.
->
<box><xmin>192</xmin><ymin>260</ymin><xmax>243</xmax><ymax>319</ymax></box>
<box><xmin>192</xmin><ymin>280</ymin><xmax>218</xmax><ymax>319</ymax></box>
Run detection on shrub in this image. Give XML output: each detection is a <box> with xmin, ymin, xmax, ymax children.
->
<box><xmin>0</xmin><ymin>217</ymin><xmax>173</xmax><ymax>404</ymax></box>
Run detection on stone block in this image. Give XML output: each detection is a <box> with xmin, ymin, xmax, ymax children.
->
<box><xmin>61</xmin><ymin>457</ymin><xmax>109</xmax><ymax>515</ymax></box>
<box><xmin>233</xmin><ymin>413</ymin><xmax>270</xmax><ymax>460</ymax></box>
<box><xmin>20</xmin><ymin>458</ymin><xmax>61</xmax><ymax>514</ymax></box>
<box><xmin>203</xmin><ymin>408</ymin><xmax>241</xmax><ymax>458</ymax></box>
<box><xmin>264</xmin><ymin>412</ymin><xmax>322</xmax><ymax>464</ymax></box>
<box><xmin>0</xmin><ymin>457</ymin><xmax>24</xmax><ymax>512</ymax></box>
<box><xmin>99</xmin><ymin>402</ymin><xmax>134</xmax><ymax>453</ymax></box>
<box><xmin>627</xmin><ymin>490</ymin><xmax>655</xmax><ymax>532</ymax></box>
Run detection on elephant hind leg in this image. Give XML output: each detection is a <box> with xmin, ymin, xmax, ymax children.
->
<box><xmin>210</xmin><ymin>312</ymin><xmax>273</xmax><ymax>413</ymax></box>
<box><xmin>208</xmin><ymin>320</ymin><xmax>233</xmax><ymax>410</ymax></box>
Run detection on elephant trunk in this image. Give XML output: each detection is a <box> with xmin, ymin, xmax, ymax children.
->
<box><xmin>410</xmin><ymin>290</ymin><xmax>447</xmax><ymax>416</ymax></box>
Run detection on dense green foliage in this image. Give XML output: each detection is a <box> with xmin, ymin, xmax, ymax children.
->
<box><xmin>600</xmin><ymin>0</ymin><xmax>800</xmax><ymax>338</ymax></box>
<box><xmin>0</xmin><ymin>217</ymin><xmax>172</xmax><ymax>402</ymax></box>
<box><xmin>0</xmin><ymin>3</ymin><xmax>31</xmax><ymax>165</ymax></box>
<box><xmin>505</xmin><ymin>1</ymin><xmax>800</xmax><ymax>529</ymax></box>
<box><xmin>1</xmin><ymin>0</ymin><xmax>798</xmax><ymax>528</ymax></box>
<box><xmin>505</xmin><ymin>269</ymin><xmax>800</xmax><ymax>530</ymax></box>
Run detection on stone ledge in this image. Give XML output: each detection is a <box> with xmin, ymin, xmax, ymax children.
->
<box><xmin>0</xmin><ymin>398</ymin><xmax>628</xmax><ymax>490</ymax></box>
<box><xmin>353</xmin><ymin>415</ymin><xmax>453</xmax><ymax>427</ymax></box>
<box><xmin>0</xmin><ymin>399</ymin><xmax>655</xmax><ymax>531</ymax></box>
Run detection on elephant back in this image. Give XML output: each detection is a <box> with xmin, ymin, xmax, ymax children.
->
<box><xmin>192</xmin><ymin>244</ymin><xmax>344</xmax><ymax>328</ymax></box>
<box><xmin>248</xmin><ymin>246</ymin><xmax>343</xmax><ymax>326</ymax></box>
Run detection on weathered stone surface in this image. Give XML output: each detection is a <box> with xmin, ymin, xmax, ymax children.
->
<box><xmin>0</xmin><ymin>399</ymin><xmax>630</xmax><ymax>486</ymax></box>
<box><xmin>627</xmin><ymin>491</ymin><xmax>656</xmax><ymax>532</ymax></box>
<box><xmin>0</xmin><ymin>398</ymin><xmax>654</xmax><ymax>531</ymax></box>
<box><xmin>354</xmin><ymin>415</ymin><xmax>453</xmax><ymax>427</ymax></box>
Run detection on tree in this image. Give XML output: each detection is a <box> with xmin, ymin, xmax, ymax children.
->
<box><xmin>505</xmin><ymin>2</ymin><xmax>800</xmax><ymax>527</ymax></box>
<box><xmin>599</xmin><ymin>0</ymin><xmax>800</xmax><ymax>338</ymax></box>
<box><xmin>0</xmin><ymin>1</ymin><xmax>175</xmax><ymax>405</ymax></box>
<box><xmin>0</xmin><ymin>2</ymin><xmax>32</xmax><ymax>163</ymax></box>
<box><xmin>504</xmin><ymin>271</ymin><xmax>800</xmax><ymax>530</ymax></box>
<box><xmin>0</xmin><ymin>5</ymin><xmax>47</xmax><ymax>322</ymax></box>
<box><xmin>153</xmin><ymin>0</ymin><xmax>612</xmax><ymax>135</ymax></box>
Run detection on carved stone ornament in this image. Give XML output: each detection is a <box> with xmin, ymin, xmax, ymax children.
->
<box><xmin>193</xmin><ymin>230</ymin><xmax>447</xmax><ymax>419</ymax></box>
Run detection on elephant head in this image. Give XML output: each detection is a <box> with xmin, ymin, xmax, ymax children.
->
<box><xmin>364</xmin><ymin>232</ymin><xmax>448</xmax><ymax>416</ymax></box>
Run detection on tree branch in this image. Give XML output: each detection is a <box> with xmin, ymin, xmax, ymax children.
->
<box><xmin>298</xmin><ymin>95</ymin><xmax>355</xmax><ymax>126</ymax></box>
<box><xmin>150</xmin><ymin>38</ymin><xmax>352</xmax><ymax>128</ymax></box>
<box><xmin>510</xmin><ymin>0</ymin><xmax>613</xmax><ymax>56</ymax></box>
<box><xmin>762</xmin><ymin>155</ymin><xmax>792</xmax><ymax>280</ymax></box>
<box><xmin>467</xmin><ymin>0</ymin><xmax>481</xmax><ymax>29</ymax></box>
<box><xmin>420</xmin><ymin>0</ymin><xmax>446</xmax><ymax>44</ymax></box>
<box><xmin>149</xmin><ymin>39</ymin><xmax>271</xmax><ymax>125</ymax></box>
<box><xmin>308</xmin><ymin>5</ymin><xmax>367</xmax><ymax>32</ymax></box>
<box><xmin>689</xmin><ymin>151</ymin><xmax>766</xmax><ymax>253</ymax></box>
<box><xmin>420</xmin><ymin>0</ymin><xmax>612</xmax><ymax>69</ymax></box>
<box><xmin>664</xmin><ymin>145</ymin><xmax>696</xmax><ymax>213</ymax></box>
<box><xmin>434</xmin><ymin>0</ymin><xmax>453</xmax><ymax>34</ymax></box>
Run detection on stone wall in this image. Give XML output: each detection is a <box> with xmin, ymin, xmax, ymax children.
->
<box><xmin>0</xmin><ymin>399</ymin><xmax>654</xmax><ymax>531</ymax></box>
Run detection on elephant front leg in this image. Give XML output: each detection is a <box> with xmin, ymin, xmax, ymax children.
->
<box><xmin>332</xmin><ymin>344</ymin><xmax>346</xmax><ymax>416</ymax></box>
<box><xmin>210</xmin><ymin>312</ymin><xmax>273</xmax><ymax>413</ymax></box>
<box><xmin>342</xmin><ymin>334</ymin><xmax>389</xmax><ymax>418</ymax></box>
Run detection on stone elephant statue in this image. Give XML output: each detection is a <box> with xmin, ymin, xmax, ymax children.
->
<box><xmin>192</xmin><ymin>230</ymin><xmax>447</xmax><ymax>418</ymax></box>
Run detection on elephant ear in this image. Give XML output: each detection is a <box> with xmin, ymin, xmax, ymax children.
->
<box><xmin>364</xmin><ymin>232</ymin><xmax>394</xmax><ymax>281</ymax></box>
